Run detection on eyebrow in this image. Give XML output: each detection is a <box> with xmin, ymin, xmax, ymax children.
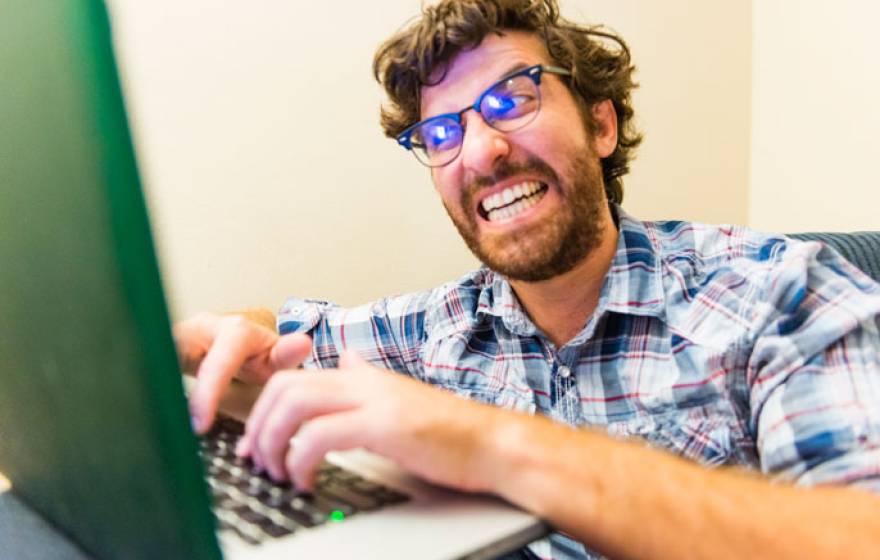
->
<box><xmin>497</xmin><ymin>61</ymin><xmax>533</xmax><ymax>80</ymax></box>
<box><xmin>421</xmin><ymin>61</ymin><xmax>537</xmax><ymax>121</ymax></box>
<box><xmin>461</xmin><ymin>61</ymin><xmax>534</xmax><ymax>108</ymax></box>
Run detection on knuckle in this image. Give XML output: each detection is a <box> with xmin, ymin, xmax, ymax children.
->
<box><xmin>263</xmin><ymin>372</ymin><xmax>284</xmax><ymax>392</ymax></box>
<box><xmin>220</xmin><ymin>314</ymin><xmax>250</xmax><ymax>333</ymax></box>
<box><xmin>295</xmin><ymin>423</ymin><xmax>320</xmax><ymax>448</ymax></box>
<box><xmin>265</xmin><ymin>371</ymin><xmax>295</xmax><ymax>393</ymax></box>
<box><xmin>185</xmin><ymin>312</ymin><xmax>220</xmax><ymax>335</ymax></box>
<box><xmin>193</xmin><ymin>311</ymin><xmax>218</xmax><ymax>324</ymax></box>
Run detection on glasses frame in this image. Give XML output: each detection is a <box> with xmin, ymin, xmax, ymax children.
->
<box><xmin>396</xmin><ymin>64</ymin><xmax>572</xmax><ymax>168</ymax></box>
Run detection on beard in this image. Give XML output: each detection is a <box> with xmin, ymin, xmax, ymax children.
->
<box><xmin>442</xmin><ymin>151</ymin><xmax>608</xmax><ymax>282</ymax></box>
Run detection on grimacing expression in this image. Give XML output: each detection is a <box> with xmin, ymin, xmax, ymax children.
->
<box><xmin>421</xmin><ymin>32</ymin><xmax>616</xmax><ymax>282</ymax></box>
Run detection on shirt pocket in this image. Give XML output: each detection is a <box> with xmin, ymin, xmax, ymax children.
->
<box><xmin>421</xmin><ymin>333</ymin><xmax>537</xmax><ymax>413</ymax></box>
<box><xmin>604</xmin><ymin>404</ymin><xmax>738</xmax><ymax>467</ymax></box>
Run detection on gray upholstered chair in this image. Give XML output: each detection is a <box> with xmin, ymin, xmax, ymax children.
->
<box><xmin>788</xmin><ymin>231</ymin><xmax>880</xmax><ymax>283</ymax></box>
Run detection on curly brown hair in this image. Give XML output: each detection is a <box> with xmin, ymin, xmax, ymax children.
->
<box><xmin>373</xmin><ymin>0</ymin><xmax>641</xmax><ymax>204</ymax></box>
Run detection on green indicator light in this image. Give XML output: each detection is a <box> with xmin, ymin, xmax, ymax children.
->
<box><xmin>330</xmin><ymin>510</ymin><xmax>346</xmax><ymax>522</ymax></box>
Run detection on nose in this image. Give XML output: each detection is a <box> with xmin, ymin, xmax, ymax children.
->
<box><xmin>458</xmin><ymin>111</ymin><xmax>510</xmax><ymax>177</ymax></box>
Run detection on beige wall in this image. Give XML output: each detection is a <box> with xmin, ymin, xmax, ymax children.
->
<box><xmin>577</xmin><ymin>2</ymin><xmax>752</xmax><ymax>227</ymax></box>
<box><xmin>749</xmin><ymin>1</ymin><xmax>880</xmax><ymax>233</ymax></box>
<box><xmin>108</xmin><ymin>1</ymin><xmax>752</xmax><ymax>319</ymax></box>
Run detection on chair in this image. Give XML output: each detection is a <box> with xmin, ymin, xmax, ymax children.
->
<box><xmin>788</xmin><ymin>232</ymin><xmax>880</xmax><ymax>283</ymax></box>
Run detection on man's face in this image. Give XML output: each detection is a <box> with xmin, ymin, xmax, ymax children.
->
<box><xmin>420</xmin><ymin>32</ymin><xmax>617</xmax><ymax>282</ymax></box>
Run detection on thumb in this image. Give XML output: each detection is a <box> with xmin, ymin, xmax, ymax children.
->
<box><xmin>269</xmin><ymin>333</ymin><xmax>313</xmax><ymax>370</ymax></box>
<box><xmin>338</xmin><ymin>349</ymin><xmax>369</xmax><ymax>370</ymax></box>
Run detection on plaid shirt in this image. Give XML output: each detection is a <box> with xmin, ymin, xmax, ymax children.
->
<box><xmin>278</xmin><ymin>208</ymin><xmax>880</xmax><ymax>560</ymax></box>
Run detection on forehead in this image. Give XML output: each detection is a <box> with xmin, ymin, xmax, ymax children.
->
<box><xmin>420</xmin><ymin>31</ymin><xmax>551</xmax><ymax>117</ymax></box>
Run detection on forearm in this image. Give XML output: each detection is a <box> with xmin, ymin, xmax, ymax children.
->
<box><xmin>487</xmin><ymin>414</ymin><xmax>880</xmax><ymax>559</ymax></box>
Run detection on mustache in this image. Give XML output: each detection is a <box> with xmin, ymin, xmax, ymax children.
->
<box><xmin>465</xmin><ymin>156</ymin><xmax>560</xmax><ymax>197</ymax></box>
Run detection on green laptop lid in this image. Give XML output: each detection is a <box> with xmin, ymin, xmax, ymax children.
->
<box><xmin>0</xmin><ymin>1</ymin><xmax>221</xmax><ymax>558</ymax></box>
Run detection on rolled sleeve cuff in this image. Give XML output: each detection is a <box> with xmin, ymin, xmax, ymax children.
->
<box><xmin>277</xmin><ymin>297</ymin><xmax>336</xmax><ymax>336</ymax></box>
<box><xmin>792</xmin><ymin>447</ymin><xmax>880</xmax><ymax>494</ymax></box>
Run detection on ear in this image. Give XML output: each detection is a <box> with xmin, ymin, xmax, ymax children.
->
<box><xmin>591</xmin><ymin>99</ymin><xmax>618</xmax><ymax>158</ymax></box>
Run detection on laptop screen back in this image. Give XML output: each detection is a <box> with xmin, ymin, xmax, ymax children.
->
<box><xmin>0</xmin><ymin>1</ymin><xmax>220</xmax><ymax>558</ymax></box>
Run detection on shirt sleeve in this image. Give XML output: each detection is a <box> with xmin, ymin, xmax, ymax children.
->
<box><xmin>275</xmin><ymin>292</ymin><xmax>434</xmax><ymax>379</ymax></box>
<box><xmin>748</xmin><ymin>239</ymin><xmax>880</xmax><ymax>493</ymax></box>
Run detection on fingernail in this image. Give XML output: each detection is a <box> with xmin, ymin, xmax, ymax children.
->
<box><xmin>190</xmin><ymin>414</ymin><xmax>202</xmax><ymax>433</ymax></box>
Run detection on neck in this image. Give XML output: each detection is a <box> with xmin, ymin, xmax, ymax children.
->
<box><xmin>508</xmin><ymin>207</ymin><xmax>618</xmax><ymax>348</ymax></box>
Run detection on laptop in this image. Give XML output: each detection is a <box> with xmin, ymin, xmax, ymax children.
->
<box><xmin>0</xmin><ymin>1</ymin><xmax>548</xmax><ymax>558</ymax></box>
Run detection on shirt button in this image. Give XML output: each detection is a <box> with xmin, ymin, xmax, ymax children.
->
<box><xmin>558</xmin><ymin>365</ymin><xmax>571</xmax><ymax>378</ymax></box>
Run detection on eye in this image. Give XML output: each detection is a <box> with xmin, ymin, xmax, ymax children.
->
<box><xmin>484</xmin><ymin>93</ymin><xmax>521</xmax><ymax>114</ymax></box>
<box><xmin>418</xmin><ymin>119</ymin><xmax>462</xmax><ymax>153</ymax></box>
<box><xmin>482</xmin><ymin>78</ymin><xmax>538</xmax><ymax>122</ymax></box>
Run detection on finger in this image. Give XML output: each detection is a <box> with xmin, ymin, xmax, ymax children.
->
<box><xmin>189</xmin><ymin>316</ymin><xmax>275</xmax><ymax>433</ymax></box>
<box><xmin>235</xmin><ymin>332</ymin><xmax>313</xmax><ymax>386</ymax></box>
<box><xmin>236</xmin><ymin>371</ymin><xmax>297</xmax><ymax>462</ymax></box>
<box><xmin>172</xmin><ymin>313</ymin><xmax>220</xmax><ymax>373</ymax></box>
<box><xmin>236</xmin><ymin>335</ymin><xmax>315</xmax><ymax>453</ymax></box>
<box><xmin>268</xmin><ymin>333</ymin><xmax>313</xmax><ymax>371</ymax></box>
<box><xmin>253</xmin><ymin>378</ymin><xmax>359</xmax><ymax>480</ymax></box>
<box><xmin>337</xmin><ymin>348</ymin><xmax>368</xmax><ymax>370</ymax></box>
<box><xmin>284</xmin><ymin>410</ymin><xmax>367</xmax><ymax>491</ymax></box>
<box><xmin>238</xmin><ymin>370</ymin><xmax>348</xmax><ymax>463</ymax></box>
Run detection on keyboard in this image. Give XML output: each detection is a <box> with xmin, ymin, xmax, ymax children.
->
<box><xmin>199</xmin><ymin>415</ymin><xmax>409</xmax><ymax>545</ymax></box>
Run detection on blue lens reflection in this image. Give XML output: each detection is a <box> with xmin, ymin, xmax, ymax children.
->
<box><xmin>422</xmin><ymin>119</ymin><xmax>463</xmax><ymax>152</ymax></box>
<box><xmin>484</xmin><ymin>93</ymin><xmax>517</xmax><ymax>117</ymax></box>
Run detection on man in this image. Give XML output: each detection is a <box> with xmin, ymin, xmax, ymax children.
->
<box><xmin>175</xmin><ymin>1</ymin><xmax>880</xmax><ymax>558</ymax></box>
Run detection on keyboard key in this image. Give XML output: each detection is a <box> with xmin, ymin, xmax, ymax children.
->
<box><xmin>318</xmin><ymin>482</ymin><xmax>381</xmax><ymax>511</ymax></box>
<box><xmin>348</xmin><ymin>478</ymin><xmax>384</xmax><ymax>495</ymax></box>
<box><xmin>216</xmin><ymin>510</ymin><xmax>262</xmax><ymax>545</ymax></box>
<box><xmin>375</xmin><ymin>488</ymin><xmax>410</xmax><ymax>505</ymax></box>
<box><xmin>278</xmin><ymin>500</ymin><xmax>324</xmax><ymax>528</ymax></box>
<box><xmin>244</xmin><ymin>476</ymin><xmax>270</xmax><ymax>496</ymax></box>
<box><xmin>238</xmin><ymin>523</ymin><xmax>265</xmax><ymax>545</ymax></box>
<box><xmin>200</xmin><ymin>414</ymin><xmax>410</xmax><ymax>545</ymax></box>
<box><xmin>304</xmin><ymin>493</ymin><xmax>355</xmax><ymax>517</ymax></box>
<box><xmin>261</xmin><ymin>522</ymin><xmax>294</xmax><ymax>539</ymax></box>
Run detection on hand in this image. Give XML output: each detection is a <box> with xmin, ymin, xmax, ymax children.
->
<box><xmin>173</xmin><ymin>311</ymin><xmax>312</xmax><ymax>433</ymax></box>
<box><xmin>235</xmin><ymin>350</ymin><xmax>513</xmax><ymax>493</ymax></box>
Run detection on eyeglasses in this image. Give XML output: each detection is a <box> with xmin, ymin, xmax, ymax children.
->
<box><xmin>396</xmin><ymin>64</ymin><xmax>572</xmax><ymax>168</ymax></box>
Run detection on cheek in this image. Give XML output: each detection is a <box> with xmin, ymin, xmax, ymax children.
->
<box><xmin>432</xmin><ymin>168</ymin><xmax>461</xmax><ymax>204</ymax></box>
<box><xmin>518</xmin><ymin>116</ymin><xmax>585</xmax><ymax>157</ymax></box>
<box><xmin>556</xmin><ymin>120</ymin><xmax>590</xmax><ymax>152</ymax></box>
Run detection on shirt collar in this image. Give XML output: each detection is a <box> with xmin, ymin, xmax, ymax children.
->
<box><xmin>475</xmin><ymin>206</ymin><xmax>666</xmax><ymax>337</ymax></box>
<box><xmin>600</xmin><ymin>207</ymin><xmax>666</xmax><ymax>318</ymax></box>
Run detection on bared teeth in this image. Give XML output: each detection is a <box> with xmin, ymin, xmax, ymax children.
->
<box><xmin>485</xmin><ymin>185</ymin><xmax>546</xmax><ymax>222</ymax></box>
<box><xmin>480</xmin><ymin>181</ymin><xmax>543</xmax><ymax>214</ymax></box>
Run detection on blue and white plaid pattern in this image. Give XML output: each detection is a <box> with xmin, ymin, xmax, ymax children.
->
<box><xmin>278</xmin><ymin>208</ymin><xmax>880</xmax><ymax>560</ymax></box>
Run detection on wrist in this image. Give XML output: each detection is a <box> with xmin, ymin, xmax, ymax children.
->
<box><xmin>476</xmin><ymin>410</ymin><xmax>555</xmax><ymax>504</ymax></box>
<box><xmin>479</xmin><ymin>412</ymin><xmax>607</xmax><ymax>525</ymax></box>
